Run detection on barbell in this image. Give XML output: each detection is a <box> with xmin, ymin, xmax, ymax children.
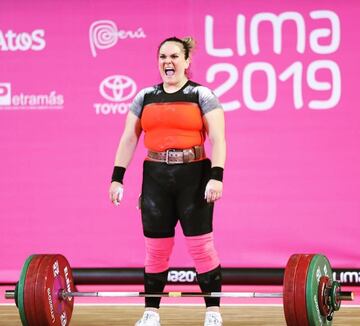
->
<box><xmin>4</xmin><ymin>253</ymin><xmax>354</xmax><ymax>326</ymax></box>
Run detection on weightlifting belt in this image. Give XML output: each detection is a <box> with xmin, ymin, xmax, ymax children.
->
<box><xmin>147</xmin><ymin>145</ymin><xmax>206</xmax><ymax>164</ymax></box>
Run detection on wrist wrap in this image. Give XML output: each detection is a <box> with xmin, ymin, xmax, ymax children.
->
<box><xmin>111</xmin><ymin>166</ymin><xmax>126</xmax><ymax>184</ymax></box>
<box><xmin>210</xmin><ymin>167</ymin><xmax>224</xmax><ymax>182</ymax></box>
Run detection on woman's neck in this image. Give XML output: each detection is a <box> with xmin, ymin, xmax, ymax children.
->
<box><xmin>163</xmin><ymin>78</ymin><xmax>188</xmax><ymax>93</ymax></box>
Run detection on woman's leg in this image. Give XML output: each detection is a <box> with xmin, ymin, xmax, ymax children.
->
<box><xmin>143</xmin><ymin>237</ymin><xmax>174</xmax><ymax>308</ymax></box>
<box><xmin>140</xmin><ymin>161</ymin><xmax>178</xmax><ymax>310</ymax></box>
<box><xmin>174</xmin><ymin>160</ymin><xmax>222</xmax><ymax>309</ymax></box>
<box><xmin>185</xmin><ymin>232</ymin><xmax>222</xmax><ymax>308</ymax></box>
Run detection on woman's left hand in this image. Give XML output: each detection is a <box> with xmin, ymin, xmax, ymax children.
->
<box><xmin>204</xmin><ymin>179</ymin><xmax>223</xmax><ymax>203</ymax></box>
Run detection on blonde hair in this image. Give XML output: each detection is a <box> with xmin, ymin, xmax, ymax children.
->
<box><xmin>181</xmin><ymin>36</ymin><xmax>196</xmax><ymax>58</ymax></box>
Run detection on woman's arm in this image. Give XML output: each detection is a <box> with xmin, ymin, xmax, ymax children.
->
<box><xmin>113</xmin><ymin>111</ymin><xmax>142</xmax><ymax>168</ymax></box>
<box><xmin>203</xmin><ymin>108</ymin><xmax>226</xmax><ymax>203</ymax></box>
<box><xmin>109</xmin><ymin>111</ymin><xmax>142</xmax><ymax>205</ymax></box>
<box><xmin>204</xmin><ymin>108</ymin><xmax>226</xmax><ymax>168</ymax></box>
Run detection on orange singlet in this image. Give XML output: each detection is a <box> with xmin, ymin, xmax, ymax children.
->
<box><xmin>141</xmin><ymin>101</ymin><xmax>205</xmax><ymax>151</ymax></box>
<box><xmin>129</xmin><ymin>80</ymin><xmax>222</xmax><ymax>152</ymax></box>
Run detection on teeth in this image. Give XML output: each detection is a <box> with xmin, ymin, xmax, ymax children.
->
<box><xmin>165</xmin><ymin>68</ymin><xmax>175</xmax><ymax>76</ymax></box>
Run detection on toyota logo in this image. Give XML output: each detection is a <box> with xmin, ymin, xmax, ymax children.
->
<box><xmin>99</xmin><ymin>75</ymin><xmax>137</xmax><ymax>102</ymax></box>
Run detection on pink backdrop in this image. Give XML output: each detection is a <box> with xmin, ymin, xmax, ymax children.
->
<box><xmin>1</xmin><ymin>0</ymin><xmax>360</xmax><ymax>282</ymax></box>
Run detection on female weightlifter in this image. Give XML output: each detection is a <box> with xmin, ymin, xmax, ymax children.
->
<box><xmin>109</xmin><ymin>36</ymin><xmax>226</xmax><ymax>326</ymax></box>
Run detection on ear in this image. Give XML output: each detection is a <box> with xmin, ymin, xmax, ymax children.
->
<box><xmin>185</xmin><ymin>58</ymin><xmax>190</xmax><ymax>69</ymax></box>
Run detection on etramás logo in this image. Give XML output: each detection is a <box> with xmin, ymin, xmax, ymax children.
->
<box><xmin>94</xmin><ymin>75</ymin><xmax>137</xmax><ymax>115</ymax></box>
<box><xmin>0</xmin><ymin>82</ymin><xmax>64</xmax><ymax>110</ymax></box>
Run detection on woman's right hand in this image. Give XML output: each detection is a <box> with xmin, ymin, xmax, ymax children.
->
<box><xmin>109</xmin><ymin>182</ymin><xmax>124</xmax><ymax>206</ymax></box>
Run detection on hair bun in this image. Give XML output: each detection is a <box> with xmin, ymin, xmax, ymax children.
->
<box><xmin>182</xmin><ymin>37</ymin><xmax>196</xmax><ymax>52</ymax></box>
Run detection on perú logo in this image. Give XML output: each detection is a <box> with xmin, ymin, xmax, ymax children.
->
<box><xmin>99</xmin><ymin>75</ymin><xmax>137</xmax><ymax>102</ymax></box>
<box><xmin>0</xmin><ymin>29</ymin><xmax>46</xmax><ymax>51</ymax></box>
<box><xmin>89</xmin><ymin>20</ymin><xmax>146</xmax><ymax>57</ymax></box>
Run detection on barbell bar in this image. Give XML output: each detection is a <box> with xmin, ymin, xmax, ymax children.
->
<box><xmin>4</xmin><ymin>253</ymin><xmax>355</xmax><ymax>326</ymax></box>
<box><xmin>5</xmin><ymin>288</ymin><xmax>353</xmax><ymax>299</ymax></box>
<box><xmin>5</xmin><ymin>290</ymin><xmax>284</xmax><ymax>299</ymax></box>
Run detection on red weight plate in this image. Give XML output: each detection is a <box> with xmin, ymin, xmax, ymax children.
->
<box><xmin>23</xmin><ymin>255</ymin><xmax>44</xmax><ymax>326</ymax></box>
<box><xmin>34</xmin><ymin>255</ymin><xmax>53</xmax><ymax>326</ymax></box>
<box><xmin>34</xmin><ymin>254</ymin><xmax>75</xmax><ymax>326</ymax></box>
<box><xmin>293</xmin><ymin>254</ymin><xmax>314</xmax><ymax>326</ymax></box>
<box><xmin>55</xmin><ymin>254</ymin><xmax>75</xmax><ymax>325</ymax></box>
<box><xmin>283</xmin><ymin>254</ymin><xmax>302</xmax><ymax>326</ymax></box>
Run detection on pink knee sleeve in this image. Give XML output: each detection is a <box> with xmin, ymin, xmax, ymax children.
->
<box><xmin>185</xmin><ymin>232</ymin><xmax>220</xmax><ymax>274</ymax></box>
<box><xmin>144</xmin><ymin>237</ymin><xmax>175</xmax><ymax>273</ymax></box>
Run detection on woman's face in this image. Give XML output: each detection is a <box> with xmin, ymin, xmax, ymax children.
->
<box><xmin>158</xmin><ymin>41</ymin><xmax>190</xmax><ymax>86</ymax></box>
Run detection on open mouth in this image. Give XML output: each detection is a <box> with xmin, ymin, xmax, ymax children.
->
<box><xmin>164</xmin><ymin>68</ymin><xmax>175</xmax><ymax>76</ymax></box>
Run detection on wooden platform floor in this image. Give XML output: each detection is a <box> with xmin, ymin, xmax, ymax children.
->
<box><xmin>0</xmin><ymin>305</ymin><xmax>359</xmax><ymax>325</ymax></box>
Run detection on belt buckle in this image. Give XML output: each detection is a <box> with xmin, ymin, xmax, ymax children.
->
<box><xmin>183</xmin><ymin>148</ymin><xmax>195</xmax><ymax>163</ymax></box>
<box><xmin>165</xmin><ymin>149</ymin><xmax>178</xmax><ymax>164</ymax></box>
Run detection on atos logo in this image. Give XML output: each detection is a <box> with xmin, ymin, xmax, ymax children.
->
<box><xmin>0</xmin><ymin>29</ymin><xmax>46</xmax><ymax>52</ymax></box>
<box><xmin>99</xmin><ymin>75</ymin><xmax>136</xmax><ymax>102</ymax></box>
<box><xmin>94</xmin><ymin>74</ymin><xmax>137</xmax><ymax>115</ymax></box>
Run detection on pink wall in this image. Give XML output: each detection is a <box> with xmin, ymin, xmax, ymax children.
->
<box><xmin>1</xmin><ymin>0</ymin><xmax>360</xmax><ymax>282</ymax></box>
